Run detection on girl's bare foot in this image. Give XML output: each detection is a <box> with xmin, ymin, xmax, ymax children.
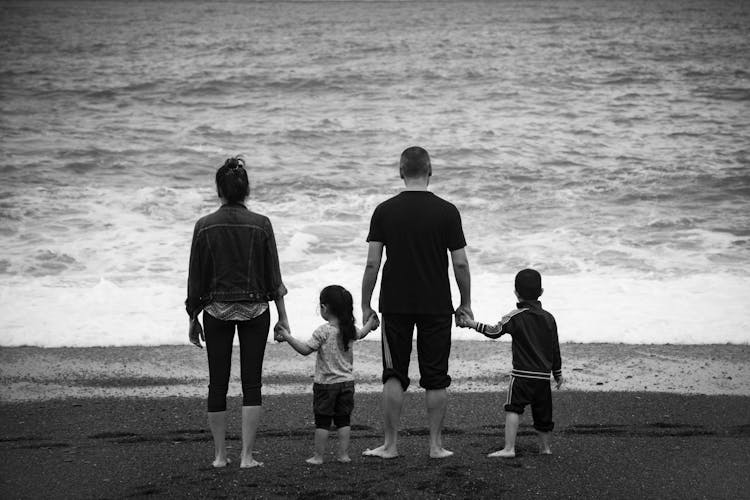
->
<box><xmin>362</xmin><ymin>444</ymin><xmax>398</xmax><ymax>459</ymax></box>
<box><xmin>240</xmin><ymin>457</ymin><xmax>263</xmax><ymax>468</ymax></box>
<box><xmin>429</xmin><ymin>447</ymin><xmax>454</xmax><ymax>459</ymax></box>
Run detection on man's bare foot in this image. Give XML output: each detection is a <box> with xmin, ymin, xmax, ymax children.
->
<box><xmin>212</xmin><ymin>457</ymin><xmax>231</xmax><ymax>468</ymax></box>
<box><xmin>337</xmin><ymin>455</ymin><xmax>351</xmax><ymax>463</ymax></box>
<box><xmin>487</xmin><ymin>449</ymin><xmax>515</xmax><ymax>458</ymax></box>
<box><xmin>240</xmin><ymin>457</ymin><xmax>263</xmax><ymax>468</ymax></box>
<box><xmin>362</xmin><ymin>445</ymin><xmax>398</xmax><ymax>459</ymax></box>
<box><xmin>429</xmin><ymin>447</ymin><xmax>454</xmax><ymax>459</ymax></box>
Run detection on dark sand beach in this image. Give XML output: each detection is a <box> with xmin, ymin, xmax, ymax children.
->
<box><xmin>1</xmin><ymin>342</ymin><xmax>749</xmax><ymax>499</ymax></box>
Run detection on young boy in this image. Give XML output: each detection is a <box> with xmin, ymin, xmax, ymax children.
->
<box><xmin>457</xmin><ymin>269</ymin><xmax>563</xmax><ymax>457</ymax></box>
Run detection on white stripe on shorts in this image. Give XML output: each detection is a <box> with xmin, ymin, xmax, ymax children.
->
<box><xmin>382</xmin><ymin>316</ymin><xmax>393</xmax><ymax>369</ymax></box>
<box><xmin>506</xmin><ymin>375</ymin><xmax>515</xmax><ymax>407</ymax></box>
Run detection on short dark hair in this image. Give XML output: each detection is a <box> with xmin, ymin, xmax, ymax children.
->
<box><xmin>400</xmin><ymin>146</ymin><xmax>431</xmax><ymax>179</ymax></box>
<box><xmin>215</xmin><ymin>156</ymin><xmax>250</xmax><ymax>203</ymax></box>
<box><xmin>515</xmin><ymin>268</ymin><xmax>542</xmax><ymax>300</ymax></box>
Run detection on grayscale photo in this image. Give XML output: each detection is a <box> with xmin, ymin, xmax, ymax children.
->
<box><xmin>1</xmin><ymin>0</ymin><xmax>748</xmax><ymax>497</ymax></box>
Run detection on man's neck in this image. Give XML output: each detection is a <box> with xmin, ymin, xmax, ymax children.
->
<box><xmin>402</xmin><ymin>178</ymin><xmax>430</xmax><ymax>191</ymax></box>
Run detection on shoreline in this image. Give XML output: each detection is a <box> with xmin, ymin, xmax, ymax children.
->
<box><xmin>1</xmin><ymin>341</ymin><xmax>748</xmax><ymax>401</ymax></box>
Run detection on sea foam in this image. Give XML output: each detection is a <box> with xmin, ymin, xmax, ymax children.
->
<box><xmin>1</xmin><ymin>269</ymin><xmax>748</xmax><ymax>347</ymax></box>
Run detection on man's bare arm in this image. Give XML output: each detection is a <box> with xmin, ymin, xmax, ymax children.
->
<box><xmin>451</xmin><ymin>247</ymin><xmax>472</xmax><ymax>320</ymax></box>
<box><xmin>361</xmin><ymin>241</ymin><xmax>384</xmax><ymax>321</ymax></box>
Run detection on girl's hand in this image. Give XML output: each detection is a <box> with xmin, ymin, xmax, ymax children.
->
<box><xmin>274</xmin><ymin>322</ymin><xmax>290</xmax><ymax>342</ymax></box>
<box><xmin>189</xmin><ymin>318</ymin><xmax>204</xmax><ymax>349</ymax></box>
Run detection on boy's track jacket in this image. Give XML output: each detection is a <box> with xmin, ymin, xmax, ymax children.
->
<box><xmin>475</xmin><ymin>300</ymin><xmax>562</xmax><ymax>381</ymax></box>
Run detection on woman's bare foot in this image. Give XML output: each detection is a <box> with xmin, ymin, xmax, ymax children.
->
<box><xmin>362</xmin><ymin>444</ymin><xmax>399</xmax><ymax>459</ymax></box>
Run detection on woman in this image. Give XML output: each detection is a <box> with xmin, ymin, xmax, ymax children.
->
<box><xmin>186</xmin><ymin>156</ymin><xmax>289</xmax><ymax>468</ymax></box>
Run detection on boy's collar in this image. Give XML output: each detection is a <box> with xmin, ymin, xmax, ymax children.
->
<box><xmin>516</xmin><ymin>299</ymin><xmax>542</xmax><ymax>309</ymax></box>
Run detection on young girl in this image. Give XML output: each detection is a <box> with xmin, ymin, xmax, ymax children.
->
<box><xmin>276</xmin><ymin>285</ymin><xmax>379</xmax><ymax>464</ymax></box>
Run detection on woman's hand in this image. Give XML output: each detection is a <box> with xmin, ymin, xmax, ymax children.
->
<box><xmin>189</xmin><ymin>318</ymin><xmax>204</xmax><ymax>349</ymax></box>
<box><xmin>273</xmin><ymin>319</ymin><xmax>290</xmax><ymax>342</ymax></box>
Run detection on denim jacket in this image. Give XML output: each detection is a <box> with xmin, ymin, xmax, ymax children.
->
<box><xmin>185</xmin><ymin>203</ymin><xmax>287</xmax><ymax>318</ymax></box>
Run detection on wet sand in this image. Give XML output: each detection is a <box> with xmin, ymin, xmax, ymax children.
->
<box><xmin>1</xmin><ymin>342</ymin><xmax>748</xmax><ymax>499</ymax></box>
<box><xmin>1</xmin><ymin>341</ymin><xmax>748</xmax><ymax>401</ymax></box>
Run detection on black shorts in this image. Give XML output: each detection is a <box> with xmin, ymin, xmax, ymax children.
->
<box><xmin>313</xmin><ymin>381</ymin><xmax>354</xmax><ymax>418</ymax></box>
<box><xmin>381</xmin><ymin>313</ymin><xmax>452</xmax><ymax>391</ymax></box>
<box><xmin>504</xmin><ymin>376</ymin><xmax>554</xmax><ymax>432</ymax></box>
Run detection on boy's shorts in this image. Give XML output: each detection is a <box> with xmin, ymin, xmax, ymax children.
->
<box><xmin>381</xmin><ymin>314</ymin><xmax>452</xmax><ymax>391</ymax></box>
<box><xmin>313</xmin><ymin>381</ymin><xmax>354</xmax><ymax>418</ymax></box>
<box><xmin>504</xmin><ymin>375</ymin><xmax>554</xmax><ymax>432</ymax></box>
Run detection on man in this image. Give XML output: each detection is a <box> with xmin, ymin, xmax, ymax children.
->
<box><xmin>361</xmin><ymin>146</ymin><xmax>473</xmax><ymax>459</ymax></box>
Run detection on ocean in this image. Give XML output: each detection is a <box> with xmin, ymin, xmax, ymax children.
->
<box><xmin>1</xmin><ymin>0</ymin><xmax>748</xmax><ymax>347</ymax></box>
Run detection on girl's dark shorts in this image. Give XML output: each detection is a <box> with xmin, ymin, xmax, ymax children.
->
<box><xmin>313</xmin><ymin>381</ymin><xmax>355</xmax><ymax>417</ymax></box>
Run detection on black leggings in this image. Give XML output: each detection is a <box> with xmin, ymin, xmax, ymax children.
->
<box><xmin>204</xmin><ymin>309</ymin><xmax>270</xmax><ymax>412</ymax></box>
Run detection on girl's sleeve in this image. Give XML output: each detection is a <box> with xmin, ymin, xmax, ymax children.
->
<box><xmin>305</xmin><ymin>325</ymin><xmax>328</xmax><ymax>351</ymax></box>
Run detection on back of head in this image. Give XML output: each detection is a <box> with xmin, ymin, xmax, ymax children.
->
<box><xmin>515</xmin><ymin>268</ymin><xmax>542</xmax><ymax>300</ymax></box>
<box><xmin>320</xmin><ymin>285</ymin><xmax>356</xmax><ymax>351</ymax></box>
<box><xmin>400</xmin><ymin>146</ymin><xmax>431</xmax><ymax>179</ymax></box>
<box><xmin>215</xmin><ymin>157</ymin><xmax>250</xmax><ymax>203</ymax></box>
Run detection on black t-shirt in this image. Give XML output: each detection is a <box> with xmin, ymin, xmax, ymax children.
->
<box><xmin>367</xmin><ymin>191</ymin><xmax>466</xmax><ymax>315</ymax></box>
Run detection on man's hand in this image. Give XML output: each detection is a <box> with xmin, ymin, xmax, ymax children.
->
<box><xmin>364</xmin><ymin>312</ymin><xmax>380</xmax><ymax>332</ymax></box>
<box><xmin>454</xmin><ymin>304</ymin><xmax>474</xmax><ymax>328</ymax></box>
<box><xmin>554</xmin><ymin>375</ymin><xmax>564</xmax><ymax>390</ymax></box>
<box><xmin>189</xmin><ymin>318</ymin><xmax>204</xmax><ymax>349</ymax></box>
<box><xmin>362</xmin><ymin>305</ymin><xmax>377</xmax><ymax>326</ymax></box>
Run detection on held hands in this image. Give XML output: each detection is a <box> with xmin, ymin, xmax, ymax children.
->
<box><xmin>189</xmin><ymin>317</ymin><xmax>204</xmax><ymax>349</ymax></box>
<box><xmin>363</xmin><ymin>311</ymin><xmax>380</xmax><ymax>332</ymax></box>
<box><xmin>454</xmin><ymin>305</ymin><xmax>475</xmax><ymax>329</ymax></box>
<box><xmin>274</xmin><ymin>321</ymin><xmax>291</xmax><ymax>342</ymax></box>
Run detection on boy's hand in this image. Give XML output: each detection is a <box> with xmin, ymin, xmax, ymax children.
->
<box><xmin>554</xmin><ymin>375</ymin><xmax>564</xmax><ymax>390</ymax></box>
<box><xmin>455</xmin><ymin>313</ymin><xmax>475</xmax><ymax>329</ymax></box>
<box><xmin>189</xmin><ymin>318</ymin><xmax>204</xmax><ymax>349</ymax></box>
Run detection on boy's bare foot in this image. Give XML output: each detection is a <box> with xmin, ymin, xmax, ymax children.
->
<box><xmin>362</xmin><ymin>445</ymin><xmax>399</xmax><ymax>459</ymax></box>
<box><xmin>487</xmin><ymin>449</ymin><xmax>516</xmax><ymax>458</ymax></box>
<box><xmin>240</xmin><ymin>458</ymin><xmax>263</xmax><ymax>468</ymax></box>
<box><xmin>429</xmin><ymin>447</ymin><xmax>454</xmax><ymax>459</ymax></box>
<box><xmin>212</xmin><ymin>457</ymin><xmax>231</xmax><ymax>468</ymax></box>
<box><xmin>305</xmin><ymin>455</ymin><xmax>324</xmax><ymax>465</ymax></box>
<box><xmin>336</xmin><ymin>455</ymin><xmax>351</xmax><ymax>463</ymax></box>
